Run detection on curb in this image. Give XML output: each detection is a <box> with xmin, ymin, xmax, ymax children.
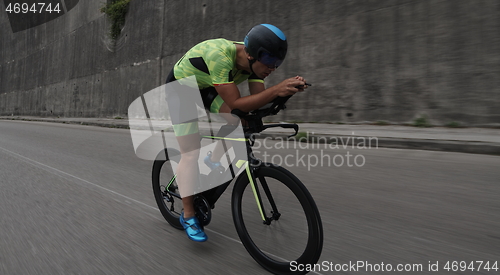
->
<box><xmin>2</xmin><ymin>117</ymin><xmax>499</xmax><ymax>156</ymax></box>
<box><xmin>0</xmin><ymin>117</ymin><xmax>130</xmax><ymax>129</ymax></box>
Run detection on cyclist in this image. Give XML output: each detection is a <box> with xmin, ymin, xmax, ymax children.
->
<box><xmin>165</xmin><ymin>24</ymin><xmax>308</xmax><ymax>242</ymax></box>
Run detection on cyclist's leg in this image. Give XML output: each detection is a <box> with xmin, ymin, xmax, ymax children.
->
<box><xmin>174</xmin><ymin>132</ymin><xmax>200</xmax><ymax>218</ymax></box>
<box><xmin>206</xmin><ymin>97</ymin><xmax>239</xmax><ymax>163</ymax></box>
<box><xmin>165</xmin><ymin>72</ymin><xmax>207</xmax><ymax>241</ymax></box>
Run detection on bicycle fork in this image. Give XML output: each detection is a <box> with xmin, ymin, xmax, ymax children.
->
<box><xmin>244</xmin><ymin>163</ymin><xmax>281</xmax><ymax>225</ymax></box>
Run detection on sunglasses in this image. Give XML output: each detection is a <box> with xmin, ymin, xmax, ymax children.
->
<box><xmin>258</xmin><ymin>52</ymin><xmax>283</xmax><ymax>69</ymax></box>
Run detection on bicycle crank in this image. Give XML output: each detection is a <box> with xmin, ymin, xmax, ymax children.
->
<box><xmin>194</xmin><ymin>195</ymin><xmax>212</xmax><ymax>227</ymax></box>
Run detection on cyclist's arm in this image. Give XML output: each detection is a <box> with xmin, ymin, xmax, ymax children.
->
<box><xmin>215</xmin><ymin>83</ymin><xmax>277</xmax><ymax>113</ymax></box>
<box><xmin>215</xmin><ymin>77</ymin><xmax>306</xmax><ymax>113</ymax></box>
<box><xmin>249</xmin><ymin>81</ymin><xmax>265</xmax><ymax>95</ymax></box>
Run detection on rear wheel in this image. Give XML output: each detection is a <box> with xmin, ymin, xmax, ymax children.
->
<box><xmin>232</xmin><ymin>164</ymin><xmax>323</xmax><ymax>275</ymax></box>
<box><xmin>152</xmin><ymin>148</ymin><xmax>183</xmax><ymax>230</ymax></box>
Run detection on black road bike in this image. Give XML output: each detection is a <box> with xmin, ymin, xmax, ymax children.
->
<box><xmin>152</xmin><ymin>95</ymin><xmax>323</xmax><ymax>275</ymax></box>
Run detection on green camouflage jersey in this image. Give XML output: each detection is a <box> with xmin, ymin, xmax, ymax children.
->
<box><xmin>169</xmin><ymin>38</ymin><xmax>263</xmax><ymax>135</ymax></box>
<box><xmin>173</xmin><ymin>38</ymin><xmax>263</xmax><ymax>89</ymax></box>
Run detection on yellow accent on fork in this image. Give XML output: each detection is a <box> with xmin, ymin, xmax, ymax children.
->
<box><xmin>245</xmin><ymin>162</ymin><xmax>266</xmax><ymax>222</ymax></box>
<box><xmin>235</xmin><ymin>159</ymin><xmax>247</xmax><ymax>169</ymax></box>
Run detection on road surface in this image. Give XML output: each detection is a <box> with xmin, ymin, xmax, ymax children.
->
<box><xmin>1</xmin><ymin>120</ymin><xmax>499</xmax><ymax>274</ymax></box>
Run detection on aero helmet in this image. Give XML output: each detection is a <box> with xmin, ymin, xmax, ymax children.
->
<box><xmin>244</xmin><ymin>24</ymin><xmax>287</xmax><ymax>68</ymax></box>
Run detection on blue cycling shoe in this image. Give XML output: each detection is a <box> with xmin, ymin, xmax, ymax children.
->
<box><xmin>204</xmin><ymin>152</ymin><xmax>221</xmax><ymax>170</ymax></box>
<box><xmin>180</xmin><ymin>213</ymin><xmax>207</xmax><ymax>242</ymax></box>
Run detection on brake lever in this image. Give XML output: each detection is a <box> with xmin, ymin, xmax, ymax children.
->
<box><xmin>283</xmin><ymin>123</ymin><xmax>299</xmax><ymax>138</ymax></box>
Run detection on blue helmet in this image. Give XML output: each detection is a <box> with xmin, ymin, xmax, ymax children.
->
<box><xmin>244</xmin><ymin>24</ymin><xmax>288</xmax><ymax>68</ymax></box>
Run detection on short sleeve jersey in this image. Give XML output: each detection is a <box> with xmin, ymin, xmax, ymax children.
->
<box><xmin>173</xmin><ymin>38</ymin><xmax>263</xmax><ymax>89</ymax></box>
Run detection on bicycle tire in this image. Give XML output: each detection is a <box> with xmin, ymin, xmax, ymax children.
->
<box><xmin>232</xmin><ymin>164</ymin><xmax>323</xmax><ymax>275</ymax></box>
<box><xmin>152</xmin><ymin>148</ymin><xmax>183</xmax><ymax>230</ymax></box>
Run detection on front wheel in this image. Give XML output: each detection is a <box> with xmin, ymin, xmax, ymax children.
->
<box><xmin>232</xmin><ymin>164</ymin><xmax>323</xmax><ymax>275</ymax></box>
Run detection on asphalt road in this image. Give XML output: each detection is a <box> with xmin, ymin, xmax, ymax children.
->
<box><xmin>1</xmin><ymin>120</ymin><xmax>499</xmax><ymax>275</ymax></box>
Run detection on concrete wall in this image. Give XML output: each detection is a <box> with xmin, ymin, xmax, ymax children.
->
<box><xmin>1</xmin><ymin>0</ymin><xmax>499</xmax><ymax>126</ymax></box>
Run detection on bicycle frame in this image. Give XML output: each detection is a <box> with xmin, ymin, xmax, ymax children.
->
<box><xmin>163</xmin><ymin>95</ymin><xmax>299</xmax><ymax>224</ymax></box>
<box><xmin>164</xmin><ymin>125</ymin><xmax>298</xmax><ymax>225</ymax></box>
<box><xmin>202</xmin><ymin>126</ymin><xmax>295</xmax><ymax>225</ymax></box>
<box><xmin>153</xmin><ymin>93</ymin><xmax>324</xmax><ymax>273</ymax></box>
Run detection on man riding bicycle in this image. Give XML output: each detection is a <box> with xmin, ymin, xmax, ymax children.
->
<box><xmin>166</xmin><ymin>24</ymin><xmax>309</xmax><ymax>242</ymax></box>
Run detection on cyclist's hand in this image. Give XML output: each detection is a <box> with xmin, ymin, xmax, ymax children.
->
<box><xmin>293</xmin><ymin>75</ymin><xmax>309</xmax><ymax>92</ymax></box>
<box><xmin>276</xmin><ymin>76</ymin><xmax>308</xmax><ymax>97</ymax></box>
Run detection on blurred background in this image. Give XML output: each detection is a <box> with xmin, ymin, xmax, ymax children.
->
<box><xmin>1</xmin><ymin>0</ymin><xmax>499</xmax><ymax>126</ymax></box>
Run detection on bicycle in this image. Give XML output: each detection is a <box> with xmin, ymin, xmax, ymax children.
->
<box><xmin>152</xmin><ymin>95</ymin><xmax>323</xmax><ymax>275</ymax></box>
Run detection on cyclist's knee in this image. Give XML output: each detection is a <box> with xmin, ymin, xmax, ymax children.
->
<box><xmin>219</xmin><ymin>102</ymin><xmax>231</xmax><ymax>114</ymax></box>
